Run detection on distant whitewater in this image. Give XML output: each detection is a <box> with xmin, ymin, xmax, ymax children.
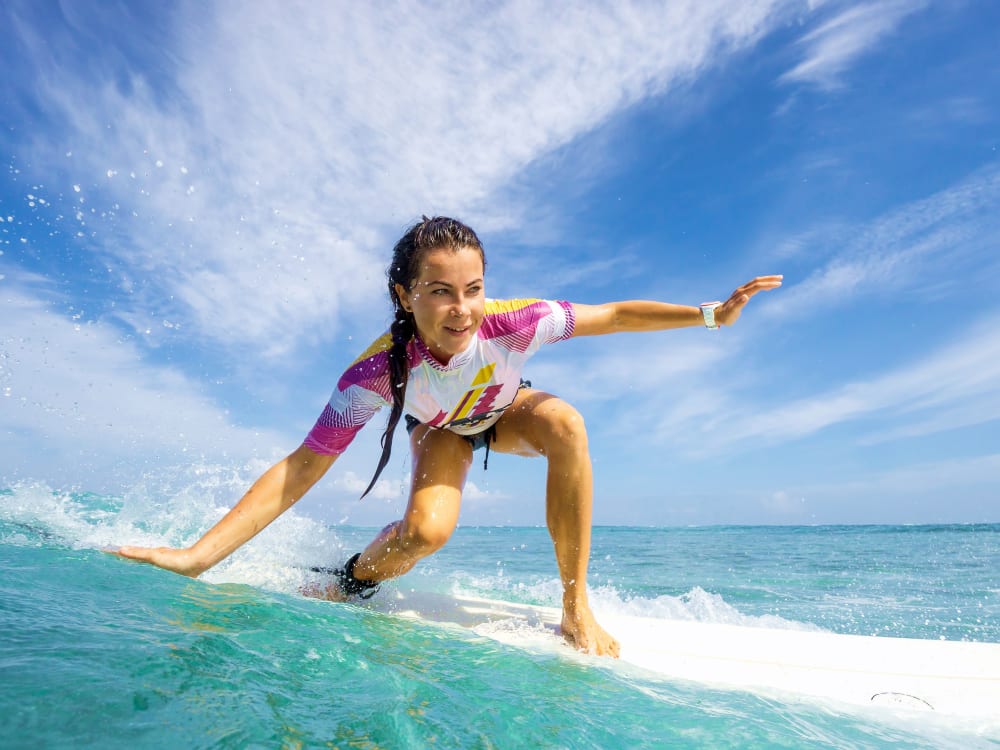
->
<box><xmin>2</xmin><ymin>470</ymin><xmax>998</xmax><ymax>748</ymax></box>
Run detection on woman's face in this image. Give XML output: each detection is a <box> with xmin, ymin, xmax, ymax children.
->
<box><xmin>395</xmin><ymin>245</ymin><xmax>486</xmax><ymax>364</ymax></box>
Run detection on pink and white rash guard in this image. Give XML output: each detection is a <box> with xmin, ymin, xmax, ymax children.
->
<box><xmin>303</xmin><ymin>299</ymin><xmax>576</xmax><ymax>455</ymax></box>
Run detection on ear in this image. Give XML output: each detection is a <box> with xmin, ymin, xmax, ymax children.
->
<box><xmin>394</xmin><ymin>282</ymin><xmax>412</xmax><ymax>312</ymax></box>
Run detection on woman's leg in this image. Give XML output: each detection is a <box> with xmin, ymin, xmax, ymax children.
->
<box><xmin>491</xmin><ymin>389</ymin><xmax>620</xmax><ymax>657</ymax></box>
<box><xmin>351</xmin><ymin>423</ymin><xmax>473</xmax><ymax>582</ymax></box>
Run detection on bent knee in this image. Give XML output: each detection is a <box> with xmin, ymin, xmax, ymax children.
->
<box><xmin>539</xmin><ymin>401</ymin><xmax>588</xmax><ymax>451</ymax></box>
<box><xmin>400</xmin><ymin>516</ymin><xmax>455</xmax><ymax>554</ymax></box>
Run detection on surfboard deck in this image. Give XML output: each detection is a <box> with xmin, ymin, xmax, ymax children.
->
<box><xmin>365</xmin><ymin>587</ymin><xmax>1000</xmax><ymax>725</ymax></box>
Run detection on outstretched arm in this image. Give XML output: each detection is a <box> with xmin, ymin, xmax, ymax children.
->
<box><xmin>571</xmin><ymin>275</ymin><xmax>782</xmax><ymax>337</ymax></box>
<box><xmin>114</xmin><ymin>445</ymin><xmax>337</xmax><ymax>577</ymax></box>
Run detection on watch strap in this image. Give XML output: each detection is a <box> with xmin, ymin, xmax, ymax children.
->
<box><xmin>700</xmin><ymin>301</ymin><xmax>722</xmax><ymax>329</ymax></box>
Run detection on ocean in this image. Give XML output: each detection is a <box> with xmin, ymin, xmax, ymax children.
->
<box><xmin>1</xmin><ymin>475</ymin><xmax>998</xmax><ymax>749</ymax></box>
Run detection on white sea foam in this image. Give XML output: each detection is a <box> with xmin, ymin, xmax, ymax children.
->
<box><xmin>445</xmin><ymin>570</ymin><xmax>819</xmax><ymax>632</ymax></box>
<box><xmin>0</xmin><ymin>467</ymin><xmax>347</xmax><ymax>596</ymax></box>
<box><xmin>0</xmin><ymin>478</ymin><xmax>866</xmax><ymax>635</ymax></box>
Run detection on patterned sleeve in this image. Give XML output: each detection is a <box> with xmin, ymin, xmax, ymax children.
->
<box><xmin>478</xmin><ymin>299</ymin><xmax>576</xmax><ymax>352</ymax></box>
<box><xmin>303</xmin><ymin>334</ymin><xmax>394</xmax><ymax>455</ymax></box>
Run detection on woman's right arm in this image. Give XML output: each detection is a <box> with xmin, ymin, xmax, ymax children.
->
<box><xmin>114</xmin><ymin>444</ymin><xmax>338</xmax><ymax>577</ymax></box>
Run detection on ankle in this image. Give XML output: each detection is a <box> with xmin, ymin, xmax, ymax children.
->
<box><xmin>562</xmin><ymin>590</ymin><xmax>591</xmax><ymax>613</ymax></box>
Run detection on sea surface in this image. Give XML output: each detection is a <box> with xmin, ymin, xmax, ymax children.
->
<box><xmin>1</xmin><ymin>476</ymin><xmax>998</xmax><ymax>749</ymax></box>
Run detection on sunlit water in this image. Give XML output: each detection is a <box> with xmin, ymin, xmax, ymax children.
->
<box><xmin>2</xmin><ymin>469</ymin><xmax>998</xmax><ymax>749</ymax></box>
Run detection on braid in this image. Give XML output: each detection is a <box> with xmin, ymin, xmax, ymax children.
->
<box><xmin>360</xmin><ymin>215</ymin><xmax>485</xmax><ymax>499</ymax></box>
<box><xmin>361</xmin><ymin>309</ymin><xmax>413</xmax><ymax>498</ymax></box>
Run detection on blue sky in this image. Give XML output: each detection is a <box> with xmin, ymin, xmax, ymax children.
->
<box><xmin>2</xmin><ymin>1</ymin><xmax>998</xmax><ymax>526</ymax></box>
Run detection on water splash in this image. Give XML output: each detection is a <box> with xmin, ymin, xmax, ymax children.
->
<box><xmin>0</xmin><ymin>464</ymin><xmax>348</xmax><ymax>596</ymax></box>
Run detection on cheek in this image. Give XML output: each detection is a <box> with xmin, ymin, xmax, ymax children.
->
<box><xmin>411</xmin><ymin>296</ymin><xmax>446</xmax><ymax>324</ymax></box>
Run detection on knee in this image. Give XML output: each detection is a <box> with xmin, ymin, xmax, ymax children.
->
<box><xmin>539</xmin><ymin>401</ymin><xmax>588</xmax><ymax>454</ymax></box>
<box><xmin>400</xmin><ymin>514</ymin><xmax>455</xmax><ymax>555</ymax></box>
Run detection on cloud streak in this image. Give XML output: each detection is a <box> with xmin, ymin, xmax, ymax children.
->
<box><xmin>0</xmin><ymin>277</ymin><xmax>291</xmax><ymax>483</ymax></box>
<box><xmin>781</xmin><ymin>0</ymin><xmax>927</xmax><ymax>89</ymax></box>
<box><xmin>764</xmin><ymin>164</ymin><xmax>1000</xmax><ymax>318</ymax></box>
<box><xmin>705</xmin><ymin>312</ymin><xmax>1000</xmax><ymax>448</ymax></box>
<box><xmin>9</xmin><ymin>0</ymin><xmax>797</xmax><ymax>357</ymax></box>
<box><xmin>540</xmin><ymin>165</ymin><xmax>1000</xmax><ymax>459</ymax></box>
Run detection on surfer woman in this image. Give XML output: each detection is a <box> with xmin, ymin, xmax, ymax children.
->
<box><xmin>116</xmin><ymin>216</ymin><xmax>781</xmax><ymax>657</ymax></box>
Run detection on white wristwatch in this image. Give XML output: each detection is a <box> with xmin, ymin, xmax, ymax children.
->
<box><xmin>700</xmin><ymin>302</ymin><xmax>722</xmax><ymax>330</ymax></box>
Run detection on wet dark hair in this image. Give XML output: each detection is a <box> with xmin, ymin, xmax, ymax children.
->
<box><xmin>361</xmin><ymin>216</ymin><xmax>486</xmax><ymax>498</ymax></box>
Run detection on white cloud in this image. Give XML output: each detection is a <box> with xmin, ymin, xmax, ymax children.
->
<box><xmin>14</xmin><ymin>0</ymin><xmax>799</xmax><ymax>357</ymax></box>
<box><xmin>790</xmin><ymin>453</ymin><xmax>1000</xmax><ymax>499</ymax></box>
<box><xmin>761</xmin><ymin>489</ymin><xmax>807</xmax><ymax>515</ymax></box>
<box><xmin>709</xmin><ymin>312</ymin><xmax>1000</xmax><ymax>447</ymax></box>
<box><xmin>334</xmin><ymin>470</ymin><xmax>407</xmax><ymax>502</ymax></box>
<box><xmin>527</xmin><ymin>334</ymin><xmax>730</xmax><ymax>407</ymax></box>
<box><xmin>781</xmin><ymin>0</ymin><xmax>927</xmax><ymax>89</ymax></box>
<box><xmin>0</xmin><ymin>279</ymin><xmax>291</xmax><ymax>482</ymax></box>
<box><xmin>332</xmin><ymin>470</ymin><xmax>506</xmax><ymax>504</ymax></box>
<box><xmin>764</xmin><ymin>164</ymin><xmax>1000</xmax><ymax>317</ymax></box>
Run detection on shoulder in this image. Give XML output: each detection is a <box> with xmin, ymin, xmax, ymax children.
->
<box><xmin>480</xmin><ymin>298</ymin><xmax>575</xmax><ymax>343</ymax></box>
<box><xmin>349</xmin><ymin>331</ymin><xmax>393</xmax><ymax>366</ymax></box>
<box><xmin>337</xmin><ymin>332</ymin><xmax>393</xmax><ymax>389</ymax></box>
<box><xmin>483</xmin><ymin>298</ymin><xmax>570</xmax><ymax>326</ymax></box>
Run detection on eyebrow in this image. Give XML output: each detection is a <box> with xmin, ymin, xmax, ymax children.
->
<box><xmin>422</xmin><ymin>279</ymin><xmax>483</xmax><ymax>288</ymax></box>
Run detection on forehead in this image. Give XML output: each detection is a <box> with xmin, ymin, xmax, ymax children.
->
<box><xmin>414</xmin><ymin>246</ymin><xmax>484</xmax><ymax>281</ymax></box>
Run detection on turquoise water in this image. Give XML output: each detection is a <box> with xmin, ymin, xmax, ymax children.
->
<box><xmin>1</xmin><ymin>477</ymin><xmax>998</xmax><ymax>748</ymax></box>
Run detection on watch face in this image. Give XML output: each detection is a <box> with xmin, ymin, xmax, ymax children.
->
<box><xmin>700</xmin><ymin>302</ymin><xmax>721</xmax><ymax>329</ymax></box>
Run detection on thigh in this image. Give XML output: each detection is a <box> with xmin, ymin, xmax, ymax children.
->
<box><xmin>401</xmin><ymin>422</ymin><xmax>474</xmax><ymax>539</ymax></box>
<box><xmin>490</xmin><ymin>387</ymin><xmax>586</xmax><ymax>458</ymax></box>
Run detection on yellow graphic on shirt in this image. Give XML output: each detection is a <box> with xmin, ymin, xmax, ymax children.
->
<box><xmin>349</xmin><ymin>332</ymin><xmax>393</xmax><ymax>366</ymax></box>
<box><xmin>447</xmin><ymin>363</ymin><xmax>497</xmax><ymax>423</ymax></box>
<box><xmin>484</xmin><ymin>298</ymin><xmax>541</xmax><ymax>315</ymax></box>
<box><xmin>470</xmin><ymin>362</ymin><xmax>496</xmax><ymax>386</ymax></box>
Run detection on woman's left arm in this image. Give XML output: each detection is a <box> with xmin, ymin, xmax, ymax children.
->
<box><xmin>571</xmin><ymin>275</ymin><xmax>782</xmax><ymax>337</ymax></box>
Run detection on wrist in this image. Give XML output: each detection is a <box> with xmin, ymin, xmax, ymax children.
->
<box><xmin>699</xmin><ymin>301</ymin><xmax>722</xmax><ymax>329</ymax></box>
<box><xmin>182</xmin><ymin>545</ymin><xmax>216</xmax><ymax>577</ymax></box>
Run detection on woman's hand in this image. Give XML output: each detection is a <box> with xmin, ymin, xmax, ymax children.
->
<box><xmin>109</xmin><ymin>447</ymin><xmax>336</xmax><ymax>578</ymax></box>
<box><xmin>111</xmin><ymin>545</ymin><xmax>208</xmax><ymax>577</ymax></box>
<box><xmin>715</xmin><ymin>275</ymin><xmax>783</xmax><ymax>327</ymax></box>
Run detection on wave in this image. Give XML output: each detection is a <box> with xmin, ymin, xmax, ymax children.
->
<box><xmin>1</xmin><ymin>474</ymin><xmax>820</xmax><ymax>634</ymax></box>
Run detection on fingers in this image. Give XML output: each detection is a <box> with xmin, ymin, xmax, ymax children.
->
<box><xmin>110</xmin><ymin>545</ymin><xmax>146</xmax><ymax>560</ymax></box>
<box><xmin>734</xmin><ymin>274</ymin><xmax>783</xmax><ymax>300</ymax></box>
<box><xmin>717</xmin><ymin>275</ymin><xmax>782</xmax><ymax>326</ymax></box>
<box><xmin>732</xmin><ymin>275</ymin><xmax>784</xmax><ymax>304</ymax></box>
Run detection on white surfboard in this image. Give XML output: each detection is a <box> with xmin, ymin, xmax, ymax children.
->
<box><xmin>369</xmin><ymin>588</ymin><xmax>1000</xmax><ymax>725</ymax></box>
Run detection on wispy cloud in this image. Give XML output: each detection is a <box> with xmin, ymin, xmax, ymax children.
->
<box><xmin>587</xmin><ymin>164</ymin><xmax>1000</xmax><ymax>457</ymax></box>
<box><xmin>781</xmin><ymin>0</ymin><xmax>927</xmax><ymax>89</ymax></box>
<box><xmin>764</xmin><ymin>164</ymin><xmax>1000</xmax><ymax>317</ymax></box>
<box><xmin>0</xmin><ymin>277</ymin><xmax>291</xmax><ymax>482</ymax></box>
<box><xmin>708</xmin><ymin>312</ymin><xmax>1000</xmax><ymax>448</ymax></box>
<box><xmin>534</xmin><ymin>159</ymin><xmax>1000</xmax><ymax>457</ymax></box>
<box><xmin>333</xmin><ymin>469</ymin><xmax>506</xmax><ymax>504</ymax></box>
<box><xmin>9</xmin><ymin>1</ymin><xmax>797</xmax><ymax>357</ymax></box>
<box><xmin>815</xmin><ymin>452</ymin><xmax>1000</xmax><ymax>495</ymax></box>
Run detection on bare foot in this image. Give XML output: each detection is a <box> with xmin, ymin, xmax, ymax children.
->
<box><xmin>300</xmin><ymin>580</ymin><xmax>350</xmax><ymax>602</ymax></box>
<box><xmin>560</xmin><ymin>602</ymin><xmax>620</xmax><ymax>657</ymax></box>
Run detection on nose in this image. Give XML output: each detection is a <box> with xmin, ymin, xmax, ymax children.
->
<box><xmin>451</xmin><ymin>293</ymin><xmax>470</xmax><ymax>318</ymax></box>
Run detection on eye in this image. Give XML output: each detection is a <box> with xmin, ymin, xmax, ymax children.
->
<box><xmin>431</xmin><ymin>288</ymin><xmax>449</xmax><ymax>296</ymax></box>
<box><xmin>468</xmin><ymin>285</ymin><xmax>482</xmax><ymax>296</ymax></box>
